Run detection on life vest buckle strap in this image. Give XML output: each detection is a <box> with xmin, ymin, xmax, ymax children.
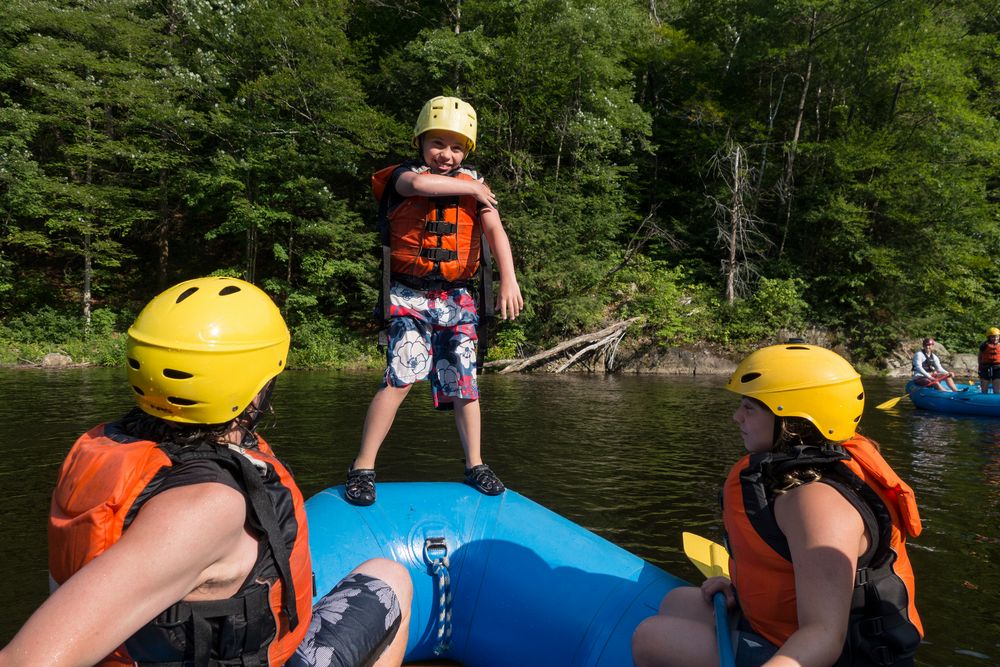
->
<box><xmin>425</xmin><ymin>220</ymin><xmax>458</xmax><ymax>235</ymax></box>
<box><xmin>859</xmin><ymin>616</ymin><xmax>884</xmax><ymax>636</ymax></box>
<box><xmin>420</xmin><ymin>247</ymin><xmax>458</xmax><ymax>262</ymax></box>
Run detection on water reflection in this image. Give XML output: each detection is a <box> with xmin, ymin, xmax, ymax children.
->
<box><xmin>0</xmin><ymin>370</ymin><xmax>997</xmax><ymax>665</ymax></box>
<box><xmin>896</xmin><ymin>410</ymin><xmax>1000</xmax><ymax>663</ymax></box>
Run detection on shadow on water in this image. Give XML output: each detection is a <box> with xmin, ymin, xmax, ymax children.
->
<box><xmin>0</xmin><ymin>369</ymin><xmax>997</xmax><ymax>665</ymax></box>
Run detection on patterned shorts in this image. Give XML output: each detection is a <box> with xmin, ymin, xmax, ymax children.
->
<box><xmin>287</xmin><ymin>573</ymin><xmax>402</xmax><ymax>667</ymax></box>
<box><xmin>383</xmin><ymin>282</ymin><xmax>479</xmax><ymax>410</ymax></box>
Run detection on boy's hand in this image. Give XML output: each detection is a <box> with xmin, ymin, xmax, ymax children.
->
<box><xmin>471</xmin><ymin>182</ymin><xmax>498</xmax><ymax>211</ymax></box>
<box><xmin>496</xmin><ymin>279</ymin><xmax>524</xmax><ymax>320</ymax></box>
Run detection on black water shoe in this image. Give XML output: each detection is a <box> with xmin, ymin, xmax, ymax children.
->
<box><xmin>464</xmin><ymin>464</ymin><xmax>505</xmax><ymax>496</ymax></box>
<box><xmin>346</xmin><ymin>466</ymin><xmax>377</xmax><ymax>506</ymax></box>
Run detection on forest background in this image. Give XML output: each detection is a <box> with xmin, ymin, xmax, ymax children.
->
<box><xmin>1</xmin><ymin>0</ymin><xmax>997</xmax><ymax>370</ymax></box>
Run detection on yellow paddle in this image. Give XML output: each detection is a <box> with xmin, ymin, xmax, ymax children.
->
<box><xmin>875</xmin><ymin>394</ymin><xmax>909</xmax><ymax>410</ymax></box>
<box><xmin>682</xmin><ymin>532</ymin><xmax>735</xmax><ymax>667</ymax></box>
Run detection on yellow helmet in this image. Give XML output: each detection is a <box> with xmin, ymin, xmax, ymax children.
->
<box><xmin>988</xmin><ymin>327</ymin><xmax>1000</xmax><ymax>337</ymax></box>
<box><xmin>126</xmin><ymin>277</ymin><xmax>290</xmax><ymax>425</ymax></box>
<box><xmin>412</xmin><ymin>96</ymin><xmax>477</xmax><ymax>152</ymax></box>
<box><xmin>725</xmin><ymin>344</ymin><xmax>864</xmax><ymax>441</ymax></box>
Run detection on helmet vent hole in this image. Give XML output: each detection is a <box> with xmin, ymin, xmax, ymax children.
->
<box><xmin>127</xmin><ymin>357</ymin><xmax>140</xmax><ymax>370</ymax></box>
<box><xmin>784</xmin><ymin>345</ymin><xmax>810</xmax><ymax>350</ymax></box>
<box><xmin>168</xmin><ymin>396</ymin><xmax>196</xmax><ymax>406</ymax></box>
<box><xmin>175</xmin><ymin>287</ymin><xmax>199</xmax><ymax>303</ymax></box>
<box><xmin>163</xmin><ymin>368</ymin><xmax>193</xmax><ymax>379</ymax></box>
<box><xmin>857</xmin><ymin>392</ymin><xmax>864</xmax><ymax>400</ymax></box>
<box><xmin>854</xmin><ymin>415</ymin><xmax>861</xmax><ymax>423</ymax></box>
<box><xmin>219</xmin><ymin>285</ymin><xmax>241</xmax><ymax>296</ymax></box>
<box><xmin>131</xmin><ymin>385</ymin><xmax>144</xmax><ymax>396</ymax></box>
<box><xmin>740</xmin><ymin>372</ymin><xmax>762</xmax><ymax>384</ymax></box>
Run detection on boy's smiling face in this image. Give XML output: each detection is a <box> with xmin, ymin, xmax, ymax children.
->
<box><xmin>420</xmin><ymin>129</ymin><xmax>469</xmax><ymax>174</ymax></box>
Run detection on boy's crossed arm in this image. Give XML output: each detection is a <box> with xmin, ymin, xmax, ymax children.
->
<box><xmin>395</xmin><ymin>172</ymin><xmax>498</xmax><ymax>211</ymax></box>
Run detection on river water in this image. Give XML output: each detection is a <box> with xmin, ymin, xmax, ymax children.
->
<box><xmin>1</xmin><ymin>368</ymin><xmax>997</xmax><ymax>665</ymax></box>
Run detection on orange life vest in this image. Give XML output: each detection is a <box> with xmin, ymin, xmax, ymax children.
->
<box><xmin>979</xmin><ymin>340</ymin><xmax>1000</xmax><ymax>366</ymax></box>
<box><xmin>372</xmin><ymin>162</ymin><xmax>483</xmax><ymax>283</ymax></box>
<box><xmin>48</xmin><ymin>420</ymin><xmax>312</xmax><ymax>667</ymax></box>
<box><xmin>723</xmin><ymin>434</ymin><xmax>923</xmax><ymax>665</ymax></box>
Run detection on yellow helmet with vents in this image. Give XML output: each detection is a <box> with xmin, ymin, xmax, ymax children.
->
<box><xmin>725</xmin><ymin>343</ymin><xmax>864</xmax><ymax>441</ymax></box>
<box><xmin>412</xmin><ymin>96</ymin><xmax>478</xmax><ymax>152</ymax></box>
<box><xmin>126</xmin><ymin>277</ymin><xmax>289</xmax><ymax>424</ymax></box>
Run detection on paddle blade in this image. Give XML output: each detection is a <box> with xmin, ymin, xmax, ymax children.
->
<box><xmin>875</xmin><ymin>395</ymin><xmax>906</xmax><ymax>410</ymax></box>
<box><xmin>682</xmin><ymin>532</ymin><xmax>731</xmax><ymax>579</ymax></box>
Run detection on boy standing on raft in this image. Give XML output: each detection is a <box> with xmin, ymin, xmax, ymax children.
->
<box><xmin>345</xmin><ymin>95</ymin><xmax>523</xmax><ymax>506</ymax></box>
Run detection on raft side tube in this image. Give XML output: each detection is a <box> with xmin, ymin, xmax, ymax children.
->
<box><xmin>305</xmin><ymin>482</ymin><xmax>685</xmax><ymax>667</ymax></box>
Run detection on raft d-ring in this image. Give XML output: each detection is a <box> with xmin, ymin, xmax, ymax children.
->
<box><xmin>423</xmin><ymin>536</ymin><xmax>453</xmax><ymax>655</ymax></box>
<box><xmin>423</xmin><ymin>536</ymin><xmax>449</xmax><ymax>568</ymax></box>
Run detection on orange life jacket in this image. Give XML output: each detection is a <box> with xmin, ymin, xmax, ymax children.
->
<box><xmin>48</xmin><ymin>420</ymin><xmax>312</xmax><ymax>667</ymax></box>
<box><xmin>372</xmin><ymin>162</ymin><xmax>483</xmax><ymax>283</ymax></box>
<box><xmin>723</xmin><ymin>434</ymin><xmax>923</xmax><ymax>665</ymax></box>
<box><xmin>979</xmin><ymin>341</ymin><xmax>1000</xmax><ymax>366</ymax></box>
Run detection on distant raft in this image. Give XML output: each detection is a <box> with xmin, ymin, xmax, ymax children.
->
<box><xmin>906</xmin><ymin>380</ymin><xmax>1000</xmax><ymax>417</ymax></box>
<box><xmin>305</xmin><ymin>482</ymin><xmax>686</xmax><ymax>667</ymax></box>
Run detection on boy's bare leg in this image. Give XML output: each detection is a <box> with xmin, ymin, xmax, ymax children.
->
<box><xmin>355</xmin><ymin>385</ymin><xmax>412</xmax><ymax>469</ymax></box>
<box><xmin>453</xmin><ymin>397</ymin><xmax>482</xmax><ymax>467</ymax></box>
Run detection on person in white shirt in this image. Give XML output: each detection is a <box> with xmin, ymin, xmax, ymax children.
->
<box><xmin>912</xmin><ymin>337</ymin><xmax>959</xmax><ymax>391</ymax></box>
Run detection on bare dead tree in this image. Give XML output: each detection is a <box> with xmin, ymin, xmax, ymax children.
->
<box><xmin>707</xmin><ymin>140</ymin><xmax>770</xmax><ymax>305</ymax></box>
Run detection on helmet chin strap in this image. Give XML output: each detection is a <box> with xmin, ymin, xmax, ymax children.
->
<box><xmin>772</xmin><ymin>414</ymin><xmax>784</xmax><ymax>448</ymax></box>
<box><xmin>229</xmin><ymin>379</ymin><xmax>277</xmax><ymax>445</ymax></box>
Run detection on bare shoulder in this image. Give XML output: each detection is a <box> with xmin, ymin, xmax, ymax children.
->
<box><xmin>131</xmin><ymin>482</ymin><xmax>248</xmax><ymax>539</ymax></box>
<box><xmin>774</xmin><ymin>481</ymin><xmax>864</xmax><ymax>547</ymax></box>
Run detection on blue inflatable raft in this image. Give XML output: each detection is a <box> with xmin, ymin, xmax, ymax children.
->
<box><xmin>306</xmin><ymin>482</ymin><xmax>686</xmax><ymax>666</ymax></box>
<box><xmin>905</xmin><ymin>380</ymin><xmax>1000</xmax><ymax>417</ymax></box>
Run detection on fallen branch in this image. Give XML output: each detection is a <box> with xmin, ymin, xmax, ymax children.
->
<box><xmin>492</xmin><ymin>318</ymin><xmax>640</xmax><ymax>374</ymax></box>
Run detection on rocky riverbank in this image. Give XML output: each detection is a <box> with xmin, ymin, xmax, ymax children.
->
<box><xmin>15</xmin><ymin>336</ymin><xmax>978</xmax><ymax>379</ymax></box>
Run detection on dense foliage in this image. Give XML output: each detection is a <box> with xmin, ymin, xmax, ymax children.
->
<box><xmin>1</xmin><ymin>0</ymin><xmax>997</xmax><ymax>366</ymax></box>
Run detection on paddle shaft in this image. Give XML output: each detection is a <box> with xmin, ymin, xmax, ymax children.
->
<box><xmin>713</xmin><ymin>591</ymin><xmax>735</xmax><ymax>667</ymax></box>
<box><xmin>682</xmin><ymin>533</ymin><xmax>735</xmax><ymax>667</ymax></box>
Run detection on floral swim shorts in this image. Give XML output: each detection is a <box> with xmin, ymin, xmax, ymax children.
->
<box><xmin>287</xmin><ymin>572</ymin><xmax>402</xmax><ymax>667</ymax></box>
<box><xmin>383</xmin><ymin>282</ymin><xmax>479</xmax><ymax>409</ymax></box>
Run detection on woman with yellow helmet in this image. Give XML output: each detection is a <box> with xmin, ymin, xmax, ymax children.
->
<box><xmin>978</xmin><ymin>327</ymin><xmax>1000</xmax><ymax>394</ymax></box>
<box><xmin>633</xmin><ymin>344</ymin><xmax>923</xmax><ymax>667</ymax></box>
<box><xmin>1</xmin><ymin>277</ymin><xmax>412</xmax><ymax>667</ymax></box>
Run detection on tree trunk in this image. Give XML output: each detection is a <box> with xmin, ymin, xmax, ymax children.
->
<box><xmin>157</xmin><ymin>168</ymin><xmax>170</xmax><ymax>291</ymax></box>
<box><xmin>82</xmin><ymin>118</ymin><xmax>94</xmax><ymax>331</ymax></box>
<box><xmin>725</xmin><ymin>145</ymin><xmax>742</xmax><ymax>305</ymax></box>
<box><xmin>487</xmin><ymin>318</ymin><xmax>640</xmax><ymax>374</ymax></box>
<box><xmin>778</xmin><ymin>8</ymin><xmax>816</xmax><ymax>258</ymax></box>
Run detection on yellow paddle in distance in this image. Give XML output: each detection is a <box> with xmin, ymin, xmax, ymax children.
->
<box><xmin>875</xmin><ymin>394</ymin><xmax>909</xmax><ymax>410</ymax></box>
<box><xmin>682</xmin><ymin>532</ymin><xmax>735</xmax><ymax>667</ymax></box>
